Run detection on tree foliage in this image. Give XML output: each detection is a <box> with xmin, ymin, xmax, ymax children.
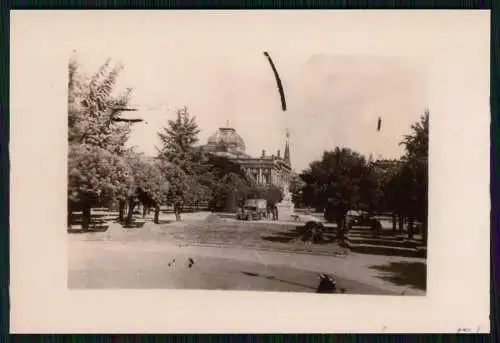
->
<box><xmin>157</xmin><ymin>107</ymin><xmax>201</xmax><ymax>171</ymax></box>
<box><xmin>204</xmin><ymin>155</ymin><xmax>253</xmax><ymax>211</ymax></box>
<box><xmin>289</xmin><ymin>172</ymin><xmax>306</xmax><ymax>207</ymax></box>
<box><xmin>297</xmin><ymin>110</ymin><xmax>428</xmax><ymax>239</ymax></box>
<box><xmin>401</xmin><ymin>110</ymin><xmax>429</xmax><ymax>165</ymax></box>
<box><xmin>68</xmin><ymin>57</ymin><xmax>133</xmax><ymax>155</ymax></box>
<box><xmin>299</xmin><ymin>147</ymin><xmax>378</xmax><ymax>224</ymax></box>
<box><xmin>400</xmin><ymin>110</ymin><xmax>429</xmax><ymax>235</ymax></box>
<box><xmin>68</xmin><ymin>144</ymin><xmax>132</xmax><ymax>206</ymax></box>
<box><xmin>125</xmin><ymin>153</ymin><xmax>170</xmax><ymax>205</ymax></box>
<box><xmin>379</xmin><ymin>110</ymin><xmax>429</xmax><ymax>238</ymax></box>
<box><xmin>156</xmin><ymin>107</ymin><xmax>214</xmax><ymax>219</ymax></box>
<box><xmin>161</xmin><ymin>164</ymin><xmax>199</xmax><ymax>219</ymax></box>
<box><xmin>247</xmin><ymin>184</ymin><xmax>284</xmax><ymax>207</ymax></box>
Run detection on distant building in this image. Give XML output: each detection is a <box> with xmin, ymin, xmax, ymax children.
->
<box><xmin>202</xmin><ymin>125</ymin><xmax>292</xmax><ymax>190</ymax></box>
<box><xmin>371</xmin><ymin>158</ymin><xmax>402</xmax><ymax>175</ymax></box>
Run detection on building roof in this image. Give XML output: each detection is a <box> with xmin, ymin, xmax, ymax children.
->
<box><xmin>206</xmin><ymin>127</ymin><xmax>246</xmax><ymax>154</ymax></box>
<box><xmin>203</xmin><ymin>125</ymin><xmax>292</xmax><ymax>171</ymax></box>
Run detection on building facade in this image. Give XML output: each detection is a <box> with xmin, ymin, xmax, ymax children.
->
<box><xmin>202</xmin><ymin>126</ymin><xmax>292</xmax><ymax>191</ymax></box>
<box><xmin>371</xmin><ymin>158</ymin><xmax>402</xmax><ymax>176</ymax></box>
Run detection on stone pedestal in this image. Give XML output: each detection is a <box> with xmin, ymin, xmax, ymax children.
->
<box><xmin>276</xmin><ymin>185</ymin><xmax>295</xmax><ymax>222</ymax></box>
<box><xmin>276</xmin><ymin>199</ymin><xmax>295</xmax><ymax>222</ymax></box>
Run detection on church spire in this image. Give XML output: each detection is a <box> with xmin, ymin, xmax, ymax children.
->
<box><xmin>284</xmin><ymin>129</ymin><xmax>291</xmax><ymax>166</ymax></box>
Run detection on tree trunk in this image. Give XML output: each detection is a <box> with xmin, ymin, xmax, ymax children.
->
<box><xmin>126</xmin><ymin>197</ymin><xmax>135</xmax><ymax>227</ymax></box>
<box><xmin>174</xmin><ymin>203</ymin><xmax>182</xmax><ymax>221</ymax></box>
<box><xmin>336</xmin><ymin>215</ymin><xmax>347</xmax><ymax>246</ymax></box>
<box><xmin>154</xmin><ymin>205</ymin><xmax>160</xmax><ymax>224</ymax></box>
<box><xmin>408</xmin><ymin>217</ymin><xmax>415</xmax><ymax>240</ymax></box>
<box><xmin>398</xmin><ymin>215</ymin><xmax>404</xmax><ymax>233</ymax></box>
<box><xmin>118</xmin><ymin>201</ymin><xmax>126</xmax><ymax>223</ymax></box>
<box><xmin>81</xmin><ymin>202</ymin><xmax>91</xmax><ymax>232</ymax></box>
<box><xmin>336</xmin><ymin>216</ymin><xmax>345</xmax><ymax>238</ymax></box>
<box><xmin>392</xmin><ymin>213</ymin><xmax>397</xmax><ymax>231</ymax></box>
<box><xmin>142</xmin><ymin>205</ymin><xmax>147</xmax><ymax>218</ymax></box>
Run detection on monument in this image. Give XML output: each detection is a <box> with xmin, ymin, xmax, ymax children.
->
<box><xmin>276</xmin><ymin>183</ymin><xmax>295</xmax><ymax>222</ymax></box>
<box><xmin>274</xmin><ymin>129</ymin><xmax>296</xmax><ymax>221</ymax></box>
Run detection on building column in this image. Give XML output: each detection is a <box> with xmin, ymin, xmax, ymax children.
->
<box><xmin>259</xmin><ymin>168</ymin><xmax>263</xmax><ymax>185</ymax></box>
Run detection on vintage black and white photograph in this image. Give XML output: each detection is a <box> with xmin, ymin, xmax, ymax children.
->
<box><xmin>10</xmin><ymin>10</ymin><xmax>491</xmax><ymax>333</ymax></box>
<box><xmin>67</xmin><ymin>46</ymin><xmax>429</xmax><ymax>295</ymax></box>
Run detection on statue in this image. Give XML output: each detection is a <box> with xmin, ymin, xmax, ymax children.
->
<box><xmin>282</xmin><ymin>184</ymin><xmax>292</xmax><ymax>202</ymax></box>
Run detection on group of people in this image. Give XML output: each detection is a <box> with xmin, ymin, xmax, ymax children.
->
<box><xmin>265</xmin><ymin>204</ymin><xmax>279</xmax><ymax>221</ymax></box>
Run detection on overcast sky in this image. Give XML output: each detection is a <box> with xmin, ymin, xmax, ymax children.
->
<box><xmin>70</xmin><ymin>14</ymin><xmax>428</xmax><ymax>173</ymax></box>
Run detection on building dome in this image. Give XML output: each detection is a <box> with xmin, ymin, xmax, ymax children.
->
<box><xmin>206</xmin><ymin>127</ymin><xmax>246</xmax><ymax>154</ymax></box>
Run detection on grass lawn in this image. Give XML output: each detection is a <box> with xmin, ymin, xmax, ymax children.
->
<box><xmin>143</xmin><ymin>216</ymin><xmax>348</xmax><ymax>256</ymax></box>
<box><xmin>78</xmin><ymin>212</ymin><xmax>348</xmax><ymax>256</ymax></box>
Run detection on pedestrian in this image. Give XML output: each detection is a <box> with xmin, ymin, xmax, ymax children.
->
<box><xmin>316</xmin><ymin>274</ymin><xmax>337</xmax><ymax>293</ymax></box>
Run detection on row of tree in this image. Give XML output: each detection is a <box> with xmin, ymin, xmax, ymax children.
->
<box><xmin>67</xmin><ymin>58</ymin><xmax>283</xmax><ymax>231</ymax></box>
<box><xmin>289</xmin><ymin>111</ymin><xmax>429</xmax><ymax>242</ymax></box>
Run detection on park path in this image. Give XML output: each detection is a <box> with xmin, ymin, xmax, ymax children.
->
<box><xmin>69</xmin><ymin>236</ymin><xmax>425</xmax><ymax>295</ymax></box>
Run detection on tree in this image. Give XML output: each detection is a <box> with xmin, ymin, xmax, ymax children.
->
<box><xmin>204</xmin><ymin>155</ymin><xmax>253</xmax><ymax>212</ymax></box>
<box><xmin>68</xmin><ymin>57</ymin><xmax>133</xmax><ymax>155</ymax></box>
<box><xmin>355</xmin><ymin>162</ymin><xmax>383</xmax><ymax>214</ymax></box>
<box><xmin>157</xmin><ymin>106</ymin><xmax>201</xmax><ymax>172</ymax></box>
<box><xmin>247</xmin><ymin>185</ymin><xmax>284</xmax><ymax>207</ymax></box>
<box><xmin>124</xmin><ymin>153</ymin><xmax>170</xmax><ymax>225</ymax></box>
<box><xmin>289</xmin><ymin>173</ymin><xmax>306</xmax><ymax>208</ymax></box>
<box><xmin>382</xmin><ymin>166</ymin><xmax>405</xmax><ymax>231</ymax></box>
<box><xmin>300</xmin><ymin>160</ymin><xmax>329</xmax><ymax>212</ymax></box>
<box><xmin>399</xmin><ymin>110</ymin><xmax>429</xmax><ymax>241</ymax></box>
<box><xmin>157</xmin><ymin>107</ymin><xmax>211</xmax><ymax>220</ymax></box>
<box><xmin>300</xmin><ymin>147</ymin><xmax>377</xmax><ymax>235</ymax></box>
<box><xmin>384</xmin><ymin>164</ymin><xmax>415</xmax><ymax>234</ymax></box>
<box><xmin>162</xmin><ymin>164</ymin><xmax>198</xmax><ymax>221</ymax></box>
<box><xmin>401</xmin><ymin>110</ymin><xmax>429</xmax><ymax>166</ymax></box>
<box><xmin>67</xmin><ymin>57</ymin><xmax>135</xmax><ymax>229</ymax></box>
<box><xmin>68</xmin><ymin>144</ymin><xmax>132</xmax><ymax>231</ymax></box>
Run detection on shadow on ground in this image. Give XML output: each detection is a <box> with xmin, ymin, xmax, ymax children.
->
<box><xmin>67</xmin><ymin>224</ymin><xmax>111</xmax><ymax>234</ymax></box>
<box><xmin>261</xmin><ymin>226</ymin><xmax>337</xmax><ymax>245</ymax></box>
<box><xmin>241</xmin><ymin>271</ymin><xmax>316</xmax><ymax>290</ymax></box>
<box><xmin>369</xmin><ymin>261</ymin><xmax>427</xmax><ymax>291</ymax></box>
<box><xmin>122</xmin><ymin>221</ymin><xmax>146</xmax><ymax>229</ymax></box>
<box><xmin>68</xmin><ymin>213</ymin><xmax>112</xmax><ymax>233</ymax></box>
<box><xmin>68</xmin><ymin>210</ymin><xmax>175</xmax><ymax>233</ymax></box>
<box><xmin>154</xmin><ymin>219</ymin><xmax>174</xmax><ymax>225</ymax></box>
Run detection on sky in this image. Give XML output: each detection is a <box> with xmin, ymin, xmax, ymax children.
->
<box><xmin>69</xmin><ymin>14</ymin><xmax>428</xmax><ymax>173</ymax></box>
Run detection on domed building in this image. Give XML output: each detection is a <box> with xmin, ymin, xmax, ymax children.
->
<box><xmin>205</xmin><ymin>127</ymin><xmax>248</xmax><ymax>158</ymax></box>
<box><xmin>202</xmin><ymin>124</ymin><xmax>292</xmax><ymax>191</ymax></box>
